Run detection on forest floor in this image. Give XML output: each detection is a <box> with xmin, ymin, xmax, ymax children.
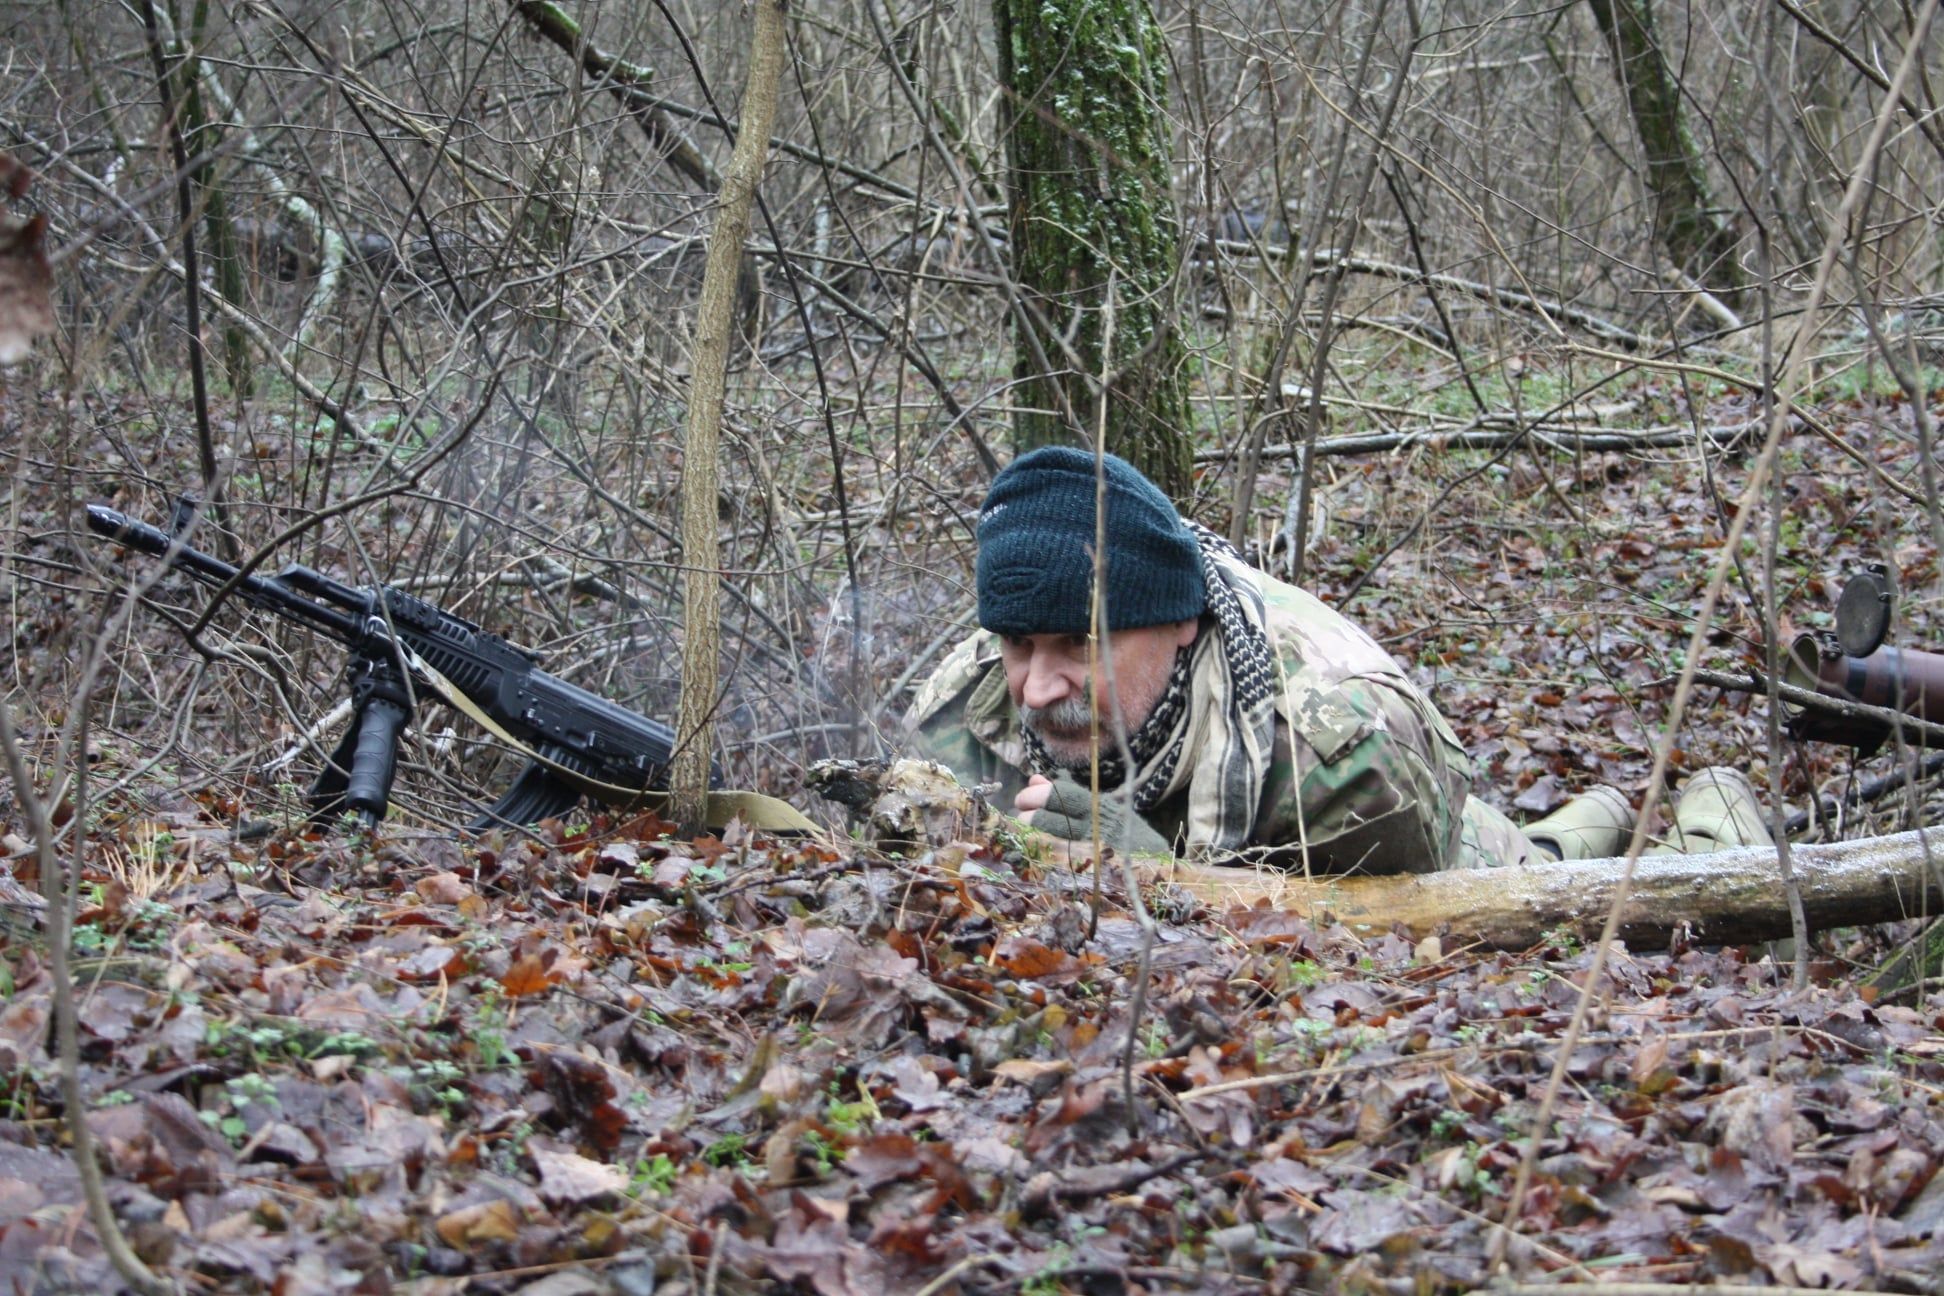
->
<box><xmin>3</xmin><ymin>360</ymin><xmax>1944</xmax><ymax>1293</ymax></box>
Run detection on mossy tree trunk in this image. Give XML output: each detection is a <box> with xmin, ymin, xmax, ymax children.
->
<box><xmin>174</xmin><ymin>0</ymin><xmax>249</xmax><ymax>397</ymax></box>
<box><xmin>1586</xmin><ymin>0</ymin><xmax>1746</xmax><ymax>299</ymax></box>
<box><xmin>993</xmin><ymin>0</ymin><xmax>1193</xmax><ymax>499</ymax></box>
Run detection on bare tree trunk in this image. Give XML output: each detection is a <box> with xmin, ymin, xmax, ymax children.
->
<box><xmin>668</xmin><ymin>0</ymin><xmax>787</xmax><ymax>833</ymax></box>
<box><xmin>993</xmin><ymin>0</ymin><xmax>1193</xmax><ymax>498</ymax></box>
<box><xmin>1585</xmin><ymin>0</ymin><xmax>1746</xmax><ymax>298</ymax></box>
<box><xmin>1147</xmin><ymin>830</ymin><xmax>1944</xmax><ymax>950</ymax></box>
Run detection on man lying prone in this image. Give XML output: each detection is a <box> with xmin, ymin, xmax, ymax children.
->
<box><xmin>905</xmin><ymin>448</ymin><xmax>1766</xmax><ymax>871</ymax></box>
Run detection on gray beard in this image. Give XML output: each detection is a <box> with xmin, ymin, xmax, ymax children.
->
<box><xmin>1018</xmin><ymin>696</ymin><xmax>1092</xmax><ymax>738</ymax></box>
<box><xmin>1020</xmin><ymin>694</ymin><xmax>1144</xmax><ymax>769</ymax></box>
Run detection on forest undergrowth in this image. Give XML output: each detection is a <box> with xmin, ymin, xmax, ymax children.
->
<box><xmin>3</xmin><ymin>344</ymin><xmax>1944</xmax><ymax>1292</ymax></box>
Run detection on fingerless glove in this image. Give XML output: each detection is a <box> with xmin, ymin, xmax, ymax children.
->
<box><xmin>1033</xmin><ymin>775</ymin><xmax>1171</xmax><ymax>855</ymax></box>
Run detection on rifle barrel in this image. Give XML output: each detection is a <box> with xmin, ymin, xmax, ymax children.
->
<box><xmin>85</xmin><ymin>504</ymin><xmax>362</xmax><ymax>643</ymax></box>
<box><xmin>1784</xmin><ymin>631</ymin><xmax>1944</xmax><ymax>749</ymax></box>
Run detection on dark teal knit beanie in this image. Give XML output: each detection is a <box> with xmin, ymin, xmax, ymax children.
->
<box><xmin>976</xmin><ymin>447</ymin><xmax>1206</xmax><ymax>635</ymax></box>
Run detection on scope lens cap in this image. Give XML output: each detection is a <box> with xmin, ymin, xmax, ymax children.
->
<box><xmin>1836</xmin><ymin>566</ymin><xmax>1893</xmax><ymax>657</ymax></box>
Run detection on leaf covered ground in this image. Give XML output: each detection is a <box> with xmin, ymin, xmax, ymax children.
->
<box><xmin>6</xmin><ymin>368</ymin><xmax>1944</xmax><ymax>1294</ymax></box>
<box><xmin>2</xmin><ymin>793</ymin><xmax>1942</xmax><ymax>1294</ymax></box>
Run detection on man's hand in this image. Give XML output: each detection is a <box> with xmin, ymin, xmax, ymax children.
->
<box><xmin>1016</xmin><ymin>774</ymin><xmax>1171</xmax><ymax>856</ymax></box>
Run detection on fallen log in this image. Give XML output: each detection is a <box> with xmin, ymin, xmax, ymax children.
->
<box><xmin>1143</xmin><ymin>829</ymin><xmax>1944</xmax><ymax>950</ymax></box>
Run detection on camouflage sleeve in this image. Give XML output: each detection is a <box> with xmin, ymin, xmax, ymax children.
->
<box><xmin>908</xmin><ymin>688</ymin><xmax>995</xmax><ymax>785</ymax></box>
<box><xmin>1249</xmin><ymin>673</ymin><xmax>1474</xmax><ymax>875</ymax></box>
<box><xmin>1454</xmin><ymin>797</ymin><xmax>1539</xmax><ymax>870</ymax></box>
<box><xmin>901</xmin><ymin>630</ymin><xmax>1033</xmax><ymax>809</ymax></box>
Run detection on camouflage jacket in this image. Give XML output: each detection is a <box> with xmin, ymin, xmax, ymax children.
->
<box><xmin>905</xmin><ymin>568</ymin><xmax>1531</xmax><ymax>874</ymax></box>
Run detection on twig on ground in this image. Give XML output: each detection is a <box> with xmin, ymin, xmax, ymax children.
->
<box><xmin>1684</xmin><ymin>666</ymin><xmax>1944</xmax><ymax>751</ymax></box>
<box><xmin>1200</xmin><ymin>418</ymin><xmax>1761</xmax><ymax>463</ymax></box>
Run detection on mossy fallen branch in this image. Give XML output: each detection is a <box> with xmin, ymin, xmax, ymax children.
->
<box><xmin>1144</xmin><ymin>829</ymin><xmax>1944</xmax><ymax>949</ymax></box>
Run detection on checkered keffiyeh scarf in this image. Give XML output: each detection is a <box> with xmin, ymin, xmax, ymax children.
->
<box><xmin>1021</xmin><ymin>524</ymin><xmax>1279</xmax><ymax>850</ymax></box>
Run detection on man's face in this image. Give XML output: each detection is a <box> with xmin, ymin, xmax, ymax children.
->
<box><xmin>999</xmin><ymin>619</ymin><xmax>1200</xmax><ymax>765</ymax></box>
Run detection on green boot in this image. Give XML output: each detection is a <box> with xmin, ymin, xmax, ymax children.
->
<box><xmin>1659</xmin><ymin>767</ymin><xmax>1773</xmax><ymax>854</ymax></box>
<box><xmin>1523</xmin><ymin>785</ymin><xmax>1636</xmax><ymax>861</ymax></box>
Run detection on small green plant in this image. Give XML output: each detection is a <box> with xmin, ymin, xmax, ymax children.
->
<box><xmin>201</xmin><ymin>1073</ymin><xmax>280</xmax><ymax>1144</ymax></box>
<box><xmin>0</xmin><ymin>1067</ymin><xmax>39</xmax><ymax>1120</ymax></box>
<box><xmin>120</xmin><ymin>899</ymin><xmax>178</xmax><ymax>950</ymax></box>
<box><xmin>469</xmin><ymin>989</ymin><xmax>513</xmax><ymax>1070</ymax></box>
<box><xmin>824</xmin><ymin>1096</ymin><xmax>872</xmax><ymax>1136</ymax></box>
<box><xmin>200</xmin><ymin>1107</ymin><xmax>249</xmax><ymax>1142</ymax></box>
<box><xmin>1452</xmin><ymin>1143</ymin><xmax>1498</xmax><ymax>1199</ymax></box>
<box><xmin>630</xmin><ymin>1152</ymin><xmax>678</xmax><ymax>1196</ymax></box>
<box><xmin>460</xmin><ymin>925</ymin><xmax>503</xmax><ymax>954</ymax></box>
<box><xmin>702</xmin><ymin>1133</ymin><xmax>750</xmax><ymax>1169</ymax></box>
<box><xmin>404</xmin><ymin>1058</ymin><xmax>467</xmax><ymax>1113</ymax></box>
<box><xmin>1284</xmin><ymin>959</ymin><xmax>1327</xmax><ymax>990</ymax></box>
<box><xmin>1021</xmin><ymin>1246</ymin><xmax>1071</xmax><ymax>1296</ymax></box>
<box><xmin>308</xmin><ymin>1030</ymin><xmax>380</xmax><ymax>1059</ymax></box>
<box><xmin>488</xmin><ymin>1120</ymin><xmax>536</xmax><ymax>1176</ymax></box>
<box><xmin>800</xmin><ymin>1128</ymin><xmax>843</xmax><ymax>1176</ymax></box>
<box><xmin>204</xmin><ymin>1019</ymin><xmax>300</xmax><ymax>1061</ymax></box>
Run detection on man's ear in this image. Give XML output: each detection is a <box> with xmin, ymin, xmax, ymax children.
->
<box><xmin>1173</xmin><ymin>616</ymin><xmax>1201</xmax><ymax>648</ymax></box>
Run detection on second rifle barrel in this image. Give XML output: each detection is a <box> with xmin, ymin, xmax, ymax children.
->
<box><xmin>1784</xmin><ymin>631</ymin><xmax>1944</xmax><ymax>748</ymax></box>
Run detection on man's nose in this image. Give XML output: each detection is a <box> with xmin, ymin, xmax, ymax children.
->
<box><xmin>1020</xmin><ymin>650</ymin><xmax>1080</xmax><ymax>709</ymax></box>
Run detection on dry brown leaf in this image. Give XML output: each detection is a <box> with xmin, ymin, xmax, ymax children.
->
<box><xmin>414</xmin><ymin>871</ymin><xmax>471</xmax><ymax>905</ymax></box>
<box><xmin>501</xmin><ymin>948</ymin><xmax>565</xmax><ymax>997</ymax></box>
<box><xmin>992</xmin><ymin>1058</ymin><xmax>1074</xmax><ymax>1088</ymax></box>
<box><xmin>530</xmin><ymin>1145</ymin><xmax>626</xmax><ymax>1204</ymax></box>
<box><xmin>434</xmin><ymin>1198</ymin><xmax>521</xmax><ymax>1247</ymax></box>
<box><xmin>0</xmin><ymin>208</ymin><xmax>51</xmax><ymax>367</ymax></box>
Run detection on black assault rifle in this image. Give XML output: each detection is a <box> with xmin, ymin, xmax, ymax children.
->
<box><xmin>86</xmin><ymin>501</ymin><xmax>681</xmax><ymax>829</ymax></box>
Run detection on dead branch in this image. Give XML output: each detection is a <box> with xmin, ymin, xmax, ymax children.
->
<box><xmin>1301</xmin><ymin>250</ymin><xmax>1663</xmax><ymax>349</ymax></box>
<box><xmin>1144</xmin><ymin>827</ymin><xmax>1944</xmax><ymax>949</ymax></box>
<box><xmin>1687</xmin><ymin>667</ymin><xmax>1944</xmax><ymax>750</ymax></box>
<box><xmin>140</xmin><ymin>2</ymin><xmax>346</xmax><ymax>360</ymax></box>
<box><xmin>509</xmin><ymin>0</ymin><xmax>717</xmax><ymax>190</ymax></box>
<box><xmin>1199</xmin><ymin>418</ymin><xmax>1762</xmax><ymax>463</ymax></box>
